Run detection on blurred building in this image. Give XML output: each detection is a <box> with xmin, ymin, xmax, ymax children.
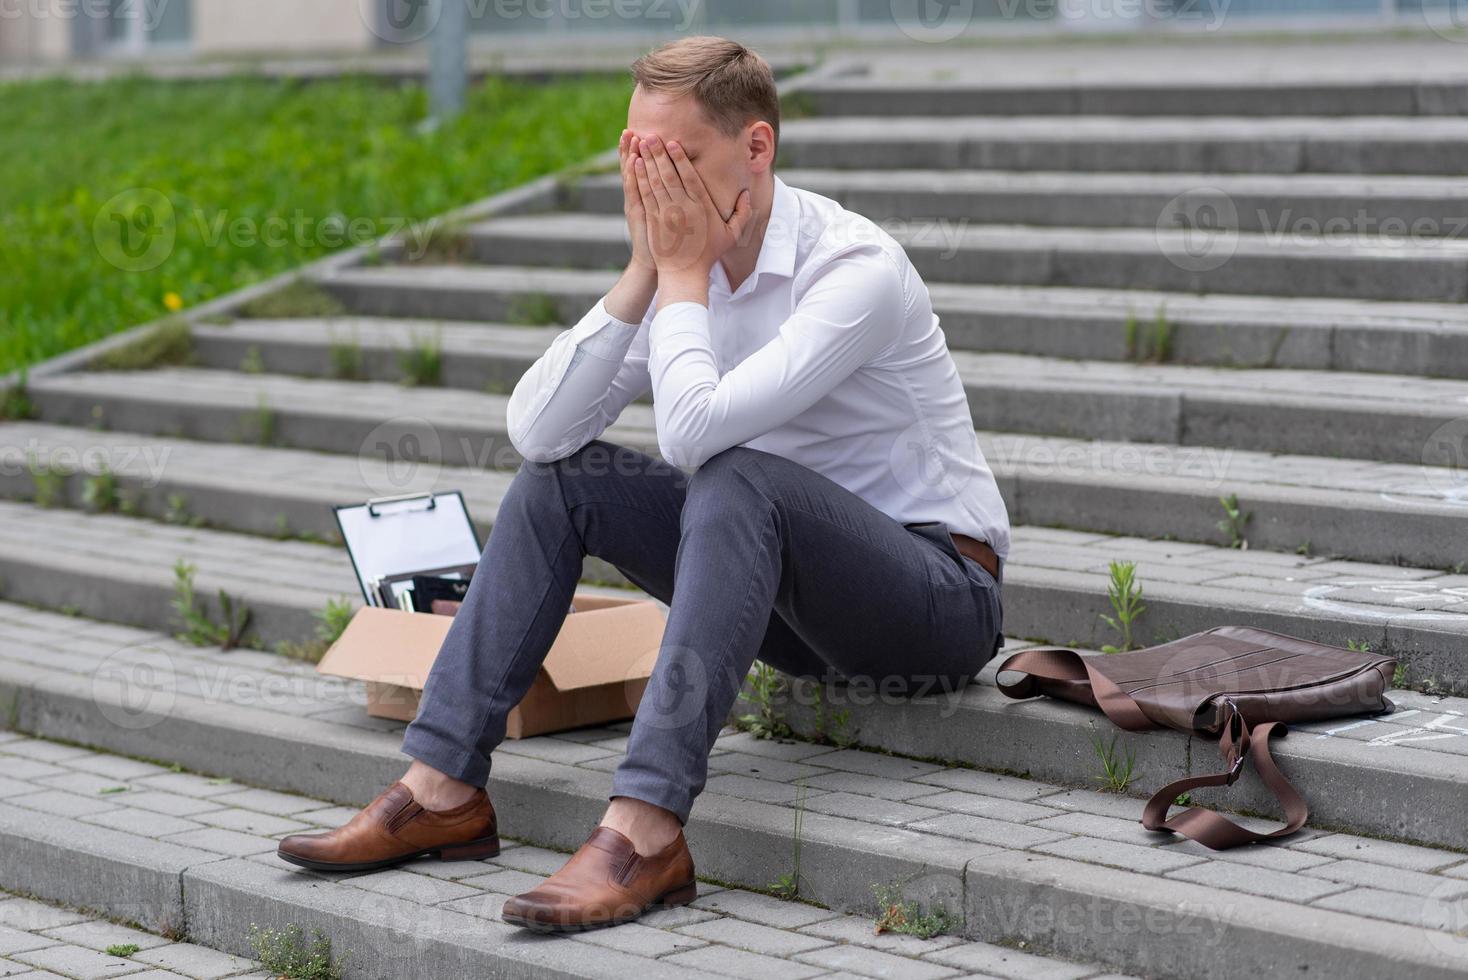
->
<box><xmin>0</xmin><ymin>0</ymin><xmax>1454</xmax><ymax>65</ymax></box>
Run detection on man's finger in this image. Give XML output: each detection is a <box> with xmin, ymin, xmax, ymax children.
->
<box><xmin>638</xmin><ymin>142</ymin><xmax>674</xmax><ymax>206</ymax></box>
<box><xmin>726</xmin><ymin>188</ymin><xmax>755</xmax><ymax>243</ymax></box>
<box><xmin>666</xmin><ymin>141</ymin><xmax>707</xmax><ymax>204</ymax></box>
<box><xmin>633</xmin><ymin>155</ymin><xmax>660</xmax><ymax>215</ymax></box>
<box><xmin>645</xmin><ymin>135</ymin><xmax>686</xmax><ymax>200</ymax></box>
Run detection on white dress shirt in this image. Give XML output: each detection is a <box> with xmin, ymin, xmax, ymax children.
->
<box><xmin>505</xmin><ymin>175</ymin><xmax>1011</xmax><ymax>559</ymax></box>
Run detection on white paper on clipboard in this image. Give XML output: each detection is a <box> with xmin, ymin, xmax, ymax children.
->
<box><xmin>334</xmin><ymin>492</ymin><xmax>482</xmax><ymax>605</ymax></box>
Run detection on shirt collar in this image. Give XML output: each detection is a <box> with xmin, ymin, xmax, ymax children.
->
<box><xmin>717</xmin><ymin>175</ymin><xmax>799</xmax><ymax>298</ymax></box>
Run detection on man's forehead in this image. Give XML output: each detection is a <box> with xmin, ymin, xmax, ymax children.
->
<box><xmin>627</xmin><ymin>88</ymin><xmax>715</xmax><ymax>143</ymax></box>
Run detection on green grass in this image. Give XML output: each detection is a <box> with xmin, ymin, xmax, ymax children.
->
<box><xmin>1</xmin><ymin>72</ymin><xmax>632</xmax><ymax>374</ymax></box>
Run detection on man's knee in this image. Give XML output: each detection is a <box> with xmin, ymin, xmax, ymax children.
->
<box><xmin>682</xmin><ymin>446</ymin><xmax>784</xmax><ymax>530</ymax></box>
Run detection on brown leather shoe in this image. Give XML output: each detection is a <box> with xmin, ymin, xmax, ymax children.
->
<box><xmin>276</xmin><ymin>782</ymin><xmax>498</xmax><ymax>873</ymax></box>
<box><xmin>500</xmin><ymin>826</ymin><xmax>696</xmax><ymax>932</ymax></box>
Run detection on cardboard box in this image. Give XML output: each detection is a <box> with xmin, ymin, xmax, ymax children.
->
<box><xmin>316</xmin><ymin>592</ymin><xmax>666</xmax><ymax>738</ymax></box>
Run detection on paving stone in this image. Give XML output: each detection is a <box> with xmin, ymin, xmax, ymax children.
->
<box><xmin>1313</xmin><ymin>886</ymin><xmax>1468</xmax><ymax>930</ymax></box>
<box><xmin>714</xmin><ymin>733</ymin><xmax>842</xmax><ymax>763</ymax></box>
<box><xmin>0</xmin><ymin>742</ymin><xmax>93</xmax><ymax>764</ymax></box>
<box><xmin>690</xmin><ymin>890</ymin><xmax>840</xmax><ymax>930</ymax></box>
<box><xmin>661</xmin><ymin>944</ymin><xmax>828</xmax><ymax>980</ymax></box>
<box><xmin>435</xmin><ymin>892</ymin><xmax>514</xmax><ymax>923</ymax></box>
<box><xmin>0</xmin><ymin>900</ymin><xmax>88</xmax><ymax>932</ymax></box>
<box><xmin>923</xmin><ymin>940</ymin><xmax>1098</xmax><ymax>980</ymax></box>
<box><xmin>705</xmin><ymin>773</ymin><xmax>827</xmax><ymax>806</ymax></box>
<box><xmin>677</xmin><ymin>917</ymin><xmax>834</xmax><ymax>956</ymax></box>
<box><xmin>914</xmin><ymin>792</ymin><xmax>1061</xmax><ymax>824</ymax></box>
<box><xmin>7</xmin><ymin>790</ymin><xmax>121</xmax><ymax>820</ymax></box>
<box><xmin>0</xmin><ymin>779</ymin><xmax>35</xmax><ymax>800</ymax></box>
<box><xmin>906</xmin><ymin>813</ymin><xmax>1070</xmax><ymax>850</ymax></box>
<box><xmin>60</xmin><ymin>757</ymin><xmax>171</xmax><ymax>782</ymax></box>
<box><xmin>131</xmin><ymin>942</ymin><xmax>255</xmax><ymax>979</ymax></box>
<box><xmin>1165</xmin><ymin>860</ymin><xmax>1349</xmax><ymax>904</ymax></box>
<box><xmin>115</xmin><ymin>793</ymin><xmax>223</xmax><ymax>819</ymax></box>
<box><xmin>485</xmin><ymin>845</ymin><xmax>570</xmax><ymax>877</ymax></box>
<box><xmin>158</xmin><ymin>828</ymin><xmax>276</xmax><ymax>857</ymax></box>
<box><xmin>1029</xmin><ymin>812</ymin><xmax>1177</xmax><ymax>848</ymax></box>
<box><xmin>801</xmin><ymin>792</ymin><xmax>944</xmax><ymax>828</ymax></box>
<box><xmin>911</xmin><ymin>770</ymin><xmax>1057</xmax><ymax>801</ymax></box>
<box><xmin>705</xmin><ymin>753</ymin><xmax>831</xmax><ymax>783</ymax></box>
<box><xmin>1032</xmin><ymin>836</ymin><xmax>1206</xmax><ymax>875</ymax></box>
<box><xmin>794</xmin><ymin>942</ymin><xmax>961</xmax><ymax>979</ymax></box>
<box><xmin>1299</xmin><ymin>859</ymin><xmax>1468</xmax><ymax>898</ymax></box>
<box><xmin>192</xmin><ymin>809</ymin><xmax>309</xmax><ymax>837</ymax></box>
<box><xmin>32</xmin><ymin>773</ymin><xmax>137</xmax><ymax>797</ymax></box>
<box><xmin>801</xmin><ymin>750</ymin><xmax>943</xmax><ymax>781</ymax></box>
<box><xmin>569</xmin><ymin>921</ymin><xmax>708</xmax><ymax>958</ymax></box>
<box><xmin>456</xmin><ymin>868</ymin><xmax>546</xmax><ymax>896</ymax></box>
<box><xmin>39</xmin><ymin>921</ymin><xmax>170</xmax><ymax>954</ymax></box>
<box><xmin>797</xmin><ymin>915</ymin><xmax>965</xmax><ymax>955</ymax></box>
<box><xmin>0</xmin><ymin>927</ymin><xmax>54</xmax><ymax>957</ymax></box>
<box><xmin>0</xmin><ymin>761</ymin><xmax>66</xmax><ymax>782</ymax></box>
<box><xmin>1160</xmin><ymin>839</ymin><xmax>1335</xmax><ymax>873</ymax></box>
<box><xmin>205</xmin><ymin>788</ymin><xmax>317</xmax><ymax>817</ymax></box>
<box><xmin>290</xmin><ymin>806</ymin><xmax>360</xmax><ymax>828</ymax></box>
<box><xmin>797</xmin><ymin>771</ymin><xmax>953</xmax><ymax>802</ymax></box>
<box><xmin>347</xmin><ymin>868</ymin><xmax>482</xmax><ymax>905</ymax></box>
<box><xmin>1294</xmin><ymin>833</ymin><xmax>1465</xmax><ymax>872</ymax></box>
<box><xmin>79</xmin><ymin>809</ymin><xmax>207</xmax><ymax>839</ymax></box>
<box><xmin>130</xmin><ymin>775</ymin><xmax>240</xmax><ymax>800</ymax></box>
<box><xmin>11</xmin><ymin>944</ymin><xmax>144</xmax><ymax>979</ymax></box>
<box><xmin>494</xmin><ymin>738</ymin><xmax>619</xmax><ymax>766</ymax></box>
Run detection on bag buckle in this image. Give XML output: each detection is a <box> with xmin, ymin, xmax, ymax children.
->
<box><xmin>1219</xmin><ymin>697</ymin><xmax>1246</xmax><ymax>781</ymax></box>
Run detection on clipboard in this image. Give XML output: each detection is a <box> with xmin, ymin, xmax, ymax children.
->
<box><xmin>334</xmin><ymin>492</ymin><xmax>482</xmax><ymax>607</ymax></box>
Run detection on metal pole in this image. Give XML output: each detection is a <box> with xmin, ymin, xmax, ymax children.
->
<box><xmin>430</xmin><ymin>0</ymin><xmax>469</xmax><ymax>122</ymax></box>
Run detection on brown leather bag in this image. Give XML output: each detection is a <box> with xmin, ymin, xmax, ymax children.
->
<box><xmin>995</xmin><ymin>626</ymin><xmax>1397</xmax><ymax>850</ymax></box>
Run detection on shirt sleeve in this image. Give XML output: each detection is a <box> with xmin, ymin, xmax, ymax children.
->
<box><xmin>505</xmin><ymin>297</ymin><xmax>652</xmax><ymax>463</ymax></box>
<box><xmin>647</xmin><ymin>245</ymin><xmax>906</xmax><ymax>469</ymax></box>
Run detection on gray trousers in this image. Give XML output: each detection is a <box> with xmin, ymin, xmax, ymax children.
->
<box><xmin>402</xmin><ymin>440</ymin><xmax>1004</xmax><ymax>823</ymax></box>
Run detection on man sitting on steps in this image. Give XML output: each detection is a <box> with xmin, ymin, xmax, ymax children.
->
<box><xmin>277</xmin><ymin>35</ymin><xmax>1010</xmax><ymax>932</ymax></box>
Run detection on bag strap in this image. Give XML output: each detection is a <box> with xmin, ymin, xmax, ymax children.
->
<box><xmin>1141</xmin><ymin>700</ymin><xmax>1309</xmax><ymax>849</ymax></box>
<box><xmin>1001</xmin><ymin>652</ymin><xmax>1311</xmax><ymax>850</ymax></box>
<box><xmin>996</xmin><ymin>648</ymin><xmax>1155</xmax><ymax>732</ymax></box>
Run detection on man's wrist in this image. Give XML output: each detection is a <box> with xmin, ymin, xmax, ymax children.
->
<box><xmin>655</xmin><ymin>268</ymin><xmax>710</xmax><ymax>311</ymax></box>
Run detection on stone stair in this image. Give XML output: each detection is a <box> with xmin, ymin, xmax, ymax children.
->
<box><xmin>3</xmin><ymin>609</ymin><xmax>1468</xmax><ymax>980</ymax></box>
<box><xmin>4</xmin><ymin>53</ymin><xmax>1468</xmax><ymax>980</ymax></box>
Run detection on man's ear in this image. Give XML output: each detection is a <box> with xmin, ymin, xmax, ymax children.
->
<box><xmin>746</xmin><ymin>120</ymin><xmax>776</xmax><ymax>174</ymax></box>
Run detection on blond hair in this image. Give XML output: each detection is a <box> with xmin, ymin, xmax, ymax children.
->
<box><xmin>630</xmin><ymin>36</ymin><xmax>779</xmax><ymax>147</ymax></box>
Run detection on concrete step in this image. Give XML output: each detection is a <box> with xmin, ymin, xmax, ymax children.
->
<box><xmin>567</xmin><ymin>169</ymin><xmax>1468</xmax><ymax>235</ymax></box>
<box><xmin>4</xmin><ymin>615</ymin><xmax>1468</xmax><ymax>980</ymax></box>
<box><xmin>0</xmin><ymin>890</ymin><xmax>265</xmax><ymax>979</ymax></box>
<box><xmin>778</xmin><ymin>115</ymin><xmax>1468</xmax><ymax>175</ymax></box>
<box><xmin>0</xmin><ymin>493</ymin><xmax>1463</xmax><ymax>688</ymax></box>
<box><xmin>12</xmin><ymin>385</ymin><xmax>1463</xmax><ymax>572</ymax></box>
<box><xmin>312</xmin><ymin>264</ymin><xmax>1468</xmax><ymax>377</ymax></box>
<box><xmin>796</xmin><ymin>78</ymin><xmax>1468</xmax><ymax>118</ymax></box>
<box><xmin>458</xmin><ymin>212</ymin><xmax>1468</xmax><ymax>304</ymax></box>
<box><xmin>4</xmin><ymin>738</ymin><xmax>1136</xmax><ymax>980</ymax></box>
<box><xmin>27</xmin><ymin>357</ymin><xmax>1468</xmax><ymax>467</ymax></box>
<box><xmin>191</xmin><ymin>318</ymin><xmax>559</xmax><ymax>392</ymax></box>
